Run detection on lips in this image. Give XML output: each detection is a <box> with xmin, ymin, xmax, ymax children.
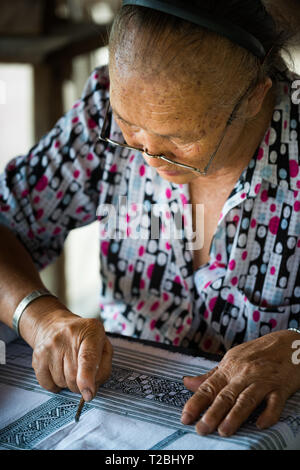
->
<box><xmin>157</xmin><ymin>166</ymin><xmax>175</xmax><ymax>171</ymax></box>
<box><xmin>147</xmin><ymin>161</ymin><xmax>178</xmax><ymax>172</ymax></box>
<box><xmin>157</xmin><ymin>167</ymin><xmax>182</xmax><ymax>175</ymax></box>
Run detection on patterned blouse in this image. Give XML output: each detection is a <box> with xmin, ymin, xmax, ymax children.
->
<box><xmin>0</xmin><ymin>65</ymin><xmax>299</xmax><ymax>355</ymax></box>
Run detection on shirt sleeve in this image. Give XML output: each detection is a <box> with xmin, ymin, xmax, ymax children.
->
<box><xmin>0</xmin><ymin>66</ymin><xmax>109</xmax><ymax>270</ymax></box>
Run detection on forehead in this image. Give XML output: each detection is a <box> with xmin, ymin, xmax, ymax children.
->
<box><xmin>108</xmin><ymin>67</ymin><xmax>230</xmax><ymax>140</ymax></box>
<box><xmin>109</xmin><ymin>64</ymin><xmax>217</xmax><ymax>123</ymax></box>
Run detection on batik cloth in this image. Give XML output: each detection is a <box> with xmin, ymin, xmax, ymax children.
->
<box><xmin>1</xmin><ymin>337</ymin><xmax>300</xmax><ymax>450</ymax></box>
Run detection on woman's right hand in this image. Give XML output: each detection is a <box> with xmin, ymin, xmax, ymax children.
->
<box><xmin>20</xmin><ymin>298</ymin><xmax>113</xmax><ymax>402</ymax></box>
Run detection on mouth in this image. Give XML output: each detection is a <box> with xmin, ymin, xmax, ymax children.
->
<box><xmin>156</xmin><ymin>167</ymin><xmax>186</xmax><ymax>176</ymax></box>
<box><xmin>157</xmin><ymin>166</ymin><xmax>175</xmax><ymax>171</ymax></box>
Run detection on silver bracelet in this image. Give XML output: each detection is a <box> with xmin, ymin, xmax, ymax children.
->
<box><xmin>12</xmin><ymin>289</ymin><xmax>56</xmax><ymax>337</ymax></box>
<box><xmin>288</xmin><ymin>328</ymin><xmax>300</xmax><ymax>335</ymax></box>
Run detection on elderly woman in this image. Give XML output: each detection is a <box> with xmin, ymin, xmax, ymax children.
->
<box><xmin>0</xmin><ymin>0</ymin><xmax>299</xmax><ymax>438</ymax></box>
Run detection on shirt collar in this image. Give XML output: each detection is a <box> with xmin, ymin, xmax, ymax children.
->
<box><xmin>244</xmin><ymin>74</ymin><xmax>300</xmax><ymax>197</ymax></box>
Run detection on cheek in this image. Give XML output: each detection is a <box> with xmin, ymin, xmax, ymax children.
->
<box><xmin>175</xmin><ymin>141</ymin><xmax>208</xmax><ymax>160</ymax></box>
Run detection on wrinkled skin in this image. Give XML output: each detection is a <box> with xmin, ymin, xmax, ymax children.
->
<box><xmin>181</xmin><ymin>330</ymin><xmax>300</xmax><ymax>436</ymax></box>
<box><xmin>27</xmin><ymin>303</ymin><xmax>113</xmax><ymax>402</ymax></box>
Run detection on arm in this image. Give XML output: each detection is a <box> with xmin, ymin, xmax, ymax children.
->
<box><xmin>0</xmin><ymin>66</ymin><xmax>113</xmax><ymax>400</ymax></box>
<box><xmin>0</xmin><ymin>224</ymin><xmax>112</xmax><ymax>400</ymax></box>
<box><xmin>0</xmin><ymin>223</ymin><xmax>65</xmax><ymax>344</ymax></box>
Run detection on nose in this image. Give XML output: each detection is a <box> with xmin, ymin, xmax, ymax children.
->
<box><xmin>143</xmin><ymin>148</ymin><xmax>161</xmax><ymax>158</ymax></box>
<box><xmin>134</xmin><ymin>134</ymin><xmax>170</xmax><ymax>168</ymax></box>
<box><xmin>143</xmin><ymin>149</ymin><xmax>172</xmax><ymax>170</ymax></box>
<box><xmin>140</xmin><ymin>134</ymin><xmax>164</xmax><ymax>156</ymax></box>
<box><xmin>125</xmin><ymin>130</ymin><xmax>175</xmax><ymax>169</ymax></box>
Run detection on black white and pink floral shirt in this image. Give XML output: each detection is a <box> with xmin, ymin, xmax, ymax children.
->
<box><xmin>0</xmin><ymin>66</ymin><xmax>299</xmax><ymax>354</ymax></box>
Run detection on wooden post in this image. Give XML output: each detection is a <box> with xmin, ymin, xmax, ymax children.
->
<box><xmin>33</xmin><ymin>60</ymin><xmax>71</xmax><ymax>305</ymax></box>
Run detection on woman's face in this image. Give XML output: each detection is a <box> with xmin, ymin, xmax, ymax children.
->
<box><xmin>109</xmin><ymin>63</ymin><xmax>264</xmax><ymax>185</ymax></box>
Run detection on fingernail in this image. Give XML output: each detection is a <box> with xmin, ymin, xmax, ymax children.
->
<box><xmin>256</xmin><ymin>421</ymin><xmax>265</xmax><ymax>430</ymax></box>
<box><xmin>218</xmin><ymin>423</ymin><xmax>232</xmax><ymax>437</ymax></box>
<box><xmin>196</xmin><ymin>420</ymin><xmax>211</xmax><ymax>435</ymax></box>
<box><xmin>181</xmin><ymin>412</ymin><xmax>193</xmax><ymax>425</ymax></box>
<box><xmin>82</xmin><ymin>388</ymin><xmax>93</xmax><ymax>402</ymax></box>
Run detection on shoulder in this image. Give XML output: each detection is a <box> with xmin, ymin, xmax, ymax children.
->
<box><xmin>65</xmin><ymin>65</ymin><xmax>110</xmax><ymax>145</ymax></box>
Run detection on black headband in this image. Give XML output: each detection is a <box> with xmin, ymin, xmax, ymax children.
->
<box><xmin>122</xmin><ymin>0</ymin><xmax>266</xmax><ymax>59</ymax></box>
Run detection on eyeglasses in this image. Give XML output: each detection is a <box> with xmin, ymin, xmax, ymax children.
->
<box><xmin>98</xmin><ymin>78</ymin><xmax>256</xmax><ymax>176</ymax></box>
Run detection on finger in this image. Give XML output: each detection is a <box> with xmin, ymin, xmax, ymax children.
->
<box><xmin>217</xmin><ymin>383</ymin><xmax>270</xmax><ymax>437</ymax></box>
<box><xmin>195</xmin><ymin>379</ymin><xmax>246</xmax><ymax>435</ymax></box>
<box><xmin>32</xmin><ymin>351</ymin><xmax>61</xmax><ymax>393</ymax></box>
<box><xmin>76</xmin><ymin>336</ymin><xmax>105</xmax><ymax>401</ymax></box>
<box><xmin>256</xmin><ymin>391</ymin><xmax>286</xmax><ymax>430</ymax></box>
<box><xmin>183</xmin><ymin>367</ymin><xmax>219</xmax><ymax>393</ymax></box>
<box><xmin>49</xmin><ymin>351</ymin><xmax>68</xmax><ymax>389</ymax></box>
<box><xmin>181</xmin><ymin>370</ymin><xmax>227</xmax><ymax>425</ymax></box>
<box><xmin>34</xmin><ymin>363</ymin><xmax>61</xmax><ymax>393</ymax></box>
<box><xmin>64</xmin><ymin>354</ymin><xmax>80</xmax><ymax>394</ymax></box>
<box><xmin>94</xmin><ymin>338</ymin><xmax>113</xmax><ymax>388</ymax></box>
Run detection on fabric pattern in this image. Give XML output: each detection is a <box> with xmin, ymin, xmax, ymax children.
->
<box><xmin>1</xmin><ymin>337</ymin><xmax>300</xmax><ymax>450</ymax></box>
<box><xmin>0</xmin><ymin>66</ymin><xmax>299</xmax><ymax>354</ymax></box>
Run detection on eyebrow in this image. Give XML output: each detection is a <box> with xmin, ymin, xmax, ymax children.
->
<box><xmin>111</xmin><ymin>104</ymin><xmax>198</xmax><ymax>140</ymax></box>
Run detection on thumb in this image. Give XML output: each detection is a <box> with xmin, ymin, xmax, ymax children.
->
<box><xmin>76</xmin><ymin>336</ymin><xmax>104</xmax><ymax>402</ymax></box>
<box><xmin>94</xmin><ymin>338</ymin><xmax>113</xmax><ymax>388</ymax></box>
<box><xmin>182</xmin><ymin>366</ymin><xmax>218</xmax><ymax>392</ymax></box>
<box><xmin>182</xmin><ymin>375</ymin><xmax>207</xmax><ymax>392</ymax></box>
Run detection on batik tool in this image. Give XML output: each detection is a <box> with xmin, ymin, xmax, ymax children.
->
<box><xmin>75</xmin><ymin>396</ymin><xmax>85</xmax><ymax>423</ymax></box>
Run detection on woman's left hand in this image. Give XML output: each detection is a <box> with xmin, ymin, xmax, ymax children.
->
<box><xmin>181</xmin><ymin>330</ymin><xmax>300</xmax><ymax>437</ymax></box>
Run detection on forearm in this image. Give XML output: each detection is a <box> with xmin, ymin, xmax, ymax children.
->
<box><xmin>0</xmin><ymin>225</ymin><xmax>68</xmax><ymax>346</ymax></box>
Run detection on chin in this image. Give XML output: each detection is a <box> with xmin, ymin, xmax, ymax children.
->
<box><xmin>156</xmin><ymin>168</ymin><xmax>199</xmax><ymax>184</ymax></box>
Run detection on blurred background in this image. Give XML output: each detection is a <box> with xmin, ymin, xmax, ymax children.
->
<box><xmin>0</xmin><ymin>0</ymin><xmax>299</xmax><ymax>319</ymax></box>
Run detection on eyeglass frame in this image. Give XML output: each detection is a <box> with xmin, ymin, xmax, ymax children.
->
<box><xmin>98</xmin><ymin>78</ymin><xmax>257</xmax><ymax>176</ymax></box>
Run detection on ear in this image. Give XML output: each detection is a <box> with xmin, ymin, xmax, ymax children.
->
<box><xmin>246</xmin><ymin>77</ymin><xmax>273</xmax><ymax>119</ymax></box>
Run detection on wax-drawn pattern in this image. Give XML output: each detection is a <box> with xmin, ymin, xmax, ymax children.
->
<box><xmin>101</xmin><ymin>367</ymin><xmax>193</xmax><ymax>406</ymax></box>
<box><xmin>0</xmin><ymin>396</ymin><xmax>91</xmax><ymax>450</ymax></box>
<box><xmin>149</xmin><ymin>429</ymin><xmax>191</xmax><ymax>450</ymax></box>
<box><xmin>279</xmin><ymin>416</ymin><xmax>300</xmax><ymax>438</ymax></box>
